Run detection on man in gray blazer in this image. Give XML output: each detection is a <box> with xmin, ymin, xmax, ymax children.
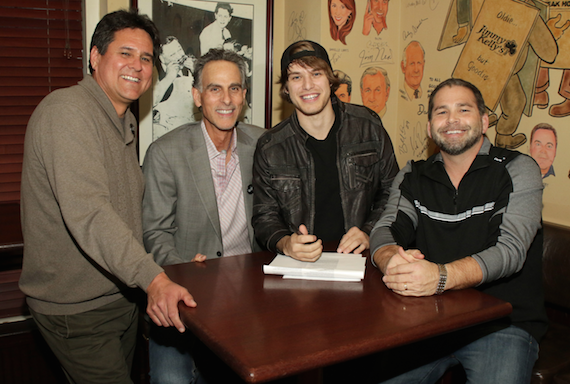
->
<box><xmin>142</xmin><ymin>48</ymin><xmax>264</xmax><ymax>384</ymax></box>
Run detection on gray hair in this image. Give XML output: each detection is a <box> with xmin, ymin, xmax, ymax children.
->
<box><xmin>360</xmin><ymin>67</ymin><xmax>390</xmax><ymax>90</ymax></box>
<box><xmin>401</xmin><ymin>40</ymin><xmax>425</xmax><ymax>66</ymax></box>
<box><xmin>192</xmin><ymin>48</ymin><xmax>248</xmax><ymax>91</ymax></box>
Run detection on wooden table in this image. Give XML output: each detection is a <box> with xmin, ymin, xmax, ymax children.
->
<box><xmin>164</xmin><ymin>251</ymin><xmax>512</xmax><ymax>383</ymax></box>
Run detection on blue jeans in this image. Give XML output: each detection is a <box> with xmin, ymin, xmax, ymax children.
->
<box><xmin>380</xmin><ymin>325</ymin><xmax>539</xmax><ymax>384</ymax></box>
<box><xmin>149</xmin><ymin>325</ymin><xmax>204</xmax><ymax>384</ymax></box>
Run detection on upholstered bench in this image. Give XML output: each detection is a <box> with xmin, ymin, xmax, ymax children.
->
<box><xmin>532</xmin><ymin>222</ymin><xmax>570</xmax><ymax>384</ymax></box>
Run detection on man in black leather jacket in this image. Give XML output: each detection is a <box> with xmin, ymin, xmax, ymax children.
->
<box><xmin>252</xmin><ymin>40</ymin><xmax>399</xmax><ymax>261</ymax></box>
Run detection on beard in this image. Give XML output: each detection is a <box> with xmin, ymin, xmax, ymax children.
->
<box><xmin>431</xmin><ymin>124</ymin><xmax>482</xmax><ymax>156</ymax></box>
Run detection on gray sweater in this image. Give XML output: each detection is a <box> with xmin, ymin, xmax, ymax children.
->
<box><xmin>19</xmin><ymin>76</ymin><xmax>163</xmax><ymax>315</ymax></box>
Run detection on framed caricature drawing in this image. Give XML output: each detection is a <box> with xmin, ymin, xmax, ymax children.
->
<box><xmin>138</xmin><ymin>0</ymin><xmax>272</xmax><ymax>162</ymax></box>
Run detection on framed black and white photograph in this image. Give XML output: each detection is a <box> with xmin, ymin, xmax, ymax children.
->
<box><xmin>138</xmin><ymin>0</ymin><xmax>272</xmax><ymax>161</ymax></box>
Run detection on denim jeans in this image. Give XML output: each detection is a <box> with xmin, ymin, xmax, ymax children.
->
<box><xmin>380</xmin><ymin>325</ymin><xmax>539</xmax><ymax>384</ymax></box>
<box><xmin>149</xmin><ymin>325</ymin><xmax>203</xmax><ymax>384</ymax></box>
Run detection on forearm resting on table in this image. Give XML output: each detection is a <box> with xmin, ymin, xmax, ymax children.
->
<box><xmin>374</xmin><ymin>245</ymin><xmax>483</xmax><ymax>292</ymax></box>
<box><xmin>445</xmin><ymin>257</ymin><xmax>483</xmax><ymax>290</ymax></box>
<box><xmin>373</xmin><ymin>244</ymin><xmax>401</xmax><ymax>273</ymax></box>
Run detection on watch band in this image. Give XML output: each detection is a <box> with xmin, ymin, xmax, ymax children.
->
<box><xmin>435</xmin><ymin>263</ymin><xmax>447</xmax><ymax>295</ymax></box>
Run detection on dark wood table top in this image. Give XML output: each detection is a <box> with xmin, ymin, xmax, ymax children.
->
<box><xmin>164</xmin><ymin>250</ymin><xmax>512</xmax><ymax>383</ymax></box>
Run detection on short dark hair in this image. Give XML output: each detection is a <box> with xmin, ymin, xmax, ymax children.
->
<box><xmin>531</xmin><ymin>123</ymin><xmax>558</xmax><ymax>147</ymax></box>
<box><xmin>278</xmin><ymin>41</ymin><xmax>339</xmax><ymax>103</ymax></box>
<box><xmin>334</xmin><ymin>70</ymin><xmax>352</xmax><ymax>96</ymax></box>
<box><xmin>192</xmin><ymin>48</ymin><xmax>248</xmax><ymax>91</ymax></box>
<box><xmin>89</xmin><ymin>9</ymin><xmax>160</xmax><ymax>73</ymax></box>
<box><xmin>215</xmin><ymin>2</ymin><xmax>233</xmax><ymax>16</ymax></box>
<box><xmin>428</xmin><ymin>78</ymin><xmax>486</xmax><ymax>121</ymax></box>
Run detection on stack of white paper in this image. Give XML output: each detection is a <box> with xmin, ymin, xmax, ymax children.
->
<box><xmin>263</xmin><ymin>252</ymin><xmax>366</xmax><ymax>282</ymax></box>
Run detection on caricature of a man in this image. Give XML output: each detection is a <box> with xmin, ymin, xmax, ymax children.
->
<box><xmin>360</xmin><ymin>67</ymin><xmax>390</xmax><ymax>118</ymax></box>
<box><xmin>400</xmin><ymin>41</ymin><xmax>425</xmax><ymax>100</ymax></box>
<box><xmin>530</xmin><ymin>123</ymin><xmax>557</xmax><ymax>179</ymax></box>
<box><xmin>363</xmin><ymin>0</ymin><xmax>389</xmax><ymax>36</ymax></box>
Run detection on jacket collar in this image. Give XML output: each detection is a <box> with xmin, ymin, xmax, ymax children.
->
<box><xmin>426</xmin><ymin>136</ymin><xmax>493</xmax><ymax>187</ymax></box>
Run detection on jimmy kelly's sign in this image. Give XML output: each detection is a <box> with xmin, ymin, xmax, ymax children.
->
<box><xmin>452</xmin><ymin>0</ymin><xmax>539</xmax><ymax>110</ymax></box>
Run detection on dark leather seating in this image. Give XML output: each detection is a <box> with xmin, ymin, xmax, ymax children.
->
<box><xmin>532</xmin><ymin>222</ymin><xmax>570</xmax><ymax>384</ymax></box>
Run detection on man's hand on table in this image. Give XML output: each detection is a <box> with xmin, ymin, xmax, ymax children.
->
<box><xmin>277</xmin><ymin>224</ymin><xmax>323</xmax><ymax>262</ymax></box>
<box><xmin>375</xmin><ymin>246</ymin><xmax>484</xmax><ymax>296</ymax></box>
<box><xmin>146</xmin><ymin>272</ymin><xmax>196</xmax><ymax>333</ymax></box>
<box><xmin>375</xmin><ymin>245</ymin><xmax>439</xmax><ymax>297</ymax></box>
<box><xmin>337</xmin><ymin>226</ymin><xmax>369</xmax><ymax>254</ymax></box>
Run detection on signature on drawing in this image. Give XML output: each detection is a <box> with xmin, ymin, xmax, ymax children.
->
<box><xmin>403</xmin><ymin>18</ymin><xmax>428</xmax><ymax>41</ymax></box>
<box><xmin>358</xmin><ymin>41</ymin><xmax>393</xmax><ymax>66</ymax></box>
<box><xmin>288</xmin><ymin>11</ymin><xmax>306</xmax><ymax>42</ymax></box>
<box><xmin>398</xmin><ymin>120</ymin><xmax>428</xmax><ymax>158</ymax></box>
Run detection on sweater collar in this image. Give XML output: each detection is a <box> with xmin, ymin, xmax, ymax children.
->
<box><xmin>78</xmin><ymin>75</ymin><xmax>137</xmax><ymax>145</ymax></box>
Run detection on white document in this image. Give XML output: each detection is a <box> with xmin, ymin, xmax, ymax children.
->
<box><xmin>263</xmin><ymin>252</ymin><xmax>366</xmax><ymax>282</ymax></box>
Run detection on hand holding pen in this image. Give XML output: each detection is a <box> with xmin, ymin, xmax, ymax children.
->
<box><xmin>276</xmin><ymin>224</ymin><xmax>323</xmax><ymax>262</ymax></box>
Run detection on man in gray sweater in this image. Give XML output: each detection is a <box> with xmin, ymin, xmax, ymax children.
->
<box><xmin>19</xmin><ymin>10</ymin><xmax>195</xmax><ymax>384</ymax></box>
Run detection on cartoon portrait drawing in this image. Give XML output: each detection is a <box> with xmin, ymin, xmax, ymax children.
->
<box><xmin>362</xmin><ymin>0</ymin><xmax>389</xmax><ymax>36</ymax></box>
<box><xmin>334</xmin><ymin>70</ymin><xmax>352</xmax><ymax>103</ymax></box>
<box><xmin>360</xmin><ymin>67</ymin><xmax>390</xmax><ymax>118</ymax></box>
<box><xmin>400</xmin><ymin>41</ymin><xmax>425</xmax><ymax>101</ymax></box>
<box><xmin>530</xmin><ymin>123</ymin><xmax>557</xmax><ymax>179</ymax></box>
<box><xmin>328</xmin><ymin>0</ymin><xmax>356</xmax><ymax>45</ymax></box>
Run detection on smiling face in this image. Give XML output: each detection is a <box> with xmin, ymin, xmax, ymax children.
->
<box><xmin>192</xmin><ymin>60</ymin><xmax>246</xmax><ymax>133</ymax></box>
<box><xmin>330</xmin><ymin>0</ymin><xmax>352</xmax><ymax>27</ymax></box>
<box><xmin>90</xmin><ymin>28</ymin><xmax>154</xmax><ymax>117</ymax></box>
<box><xmin>215</xmin><ymin>8</ymin><xmax>232</xmax><ymax>29</ymax></box>
<box><xmin>361</xmin><ymin>72</ymin><xmax>389</xmax><ymax>115</ymax></box>
<box><xmin>428</xmin><ymin>85</ymin><xmax>488</xmax><ymax>156</ymax></box>
<box><xmin>285</xmin><ymin>62</ymin><xmax>332</xmax><ymax>118</ymax></box>
<box><xmin>530</xmin><ymin>129</ymin><xmax>557</xmax><ymax>175</ymax></box>
<box><xmin>370</xmin><ymin>0</ymin><xmax>389</xmax><ymax>25</ymax></box>
<box><xmin>402</xmin><ymin>43</ymin><xmax>425</xmax><ymax>90</ymax></box>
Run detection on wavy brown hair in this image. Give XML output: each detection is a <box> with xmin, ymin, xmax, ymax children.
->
<box><xmin>328</xmin><ymin>0</ymin><xmax>356</xmax><ymax>45</ymax></box>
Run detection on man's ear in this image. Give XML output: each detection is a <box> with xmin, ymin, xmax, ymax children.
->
<box><xmin>481</xmin><ymin>113</ymin><xmax>489</xmax><ymax>135</ymax></box>
<box><xmin>192</xmin><ymin>87</ymin><xmax>202</xmax><ymax>108</ymax></box>
<box><xmin>90</xmin><ymin>46</ymin><xmax>101</xmax><ymax>73</ymax></box>
<box><xmin>426</xmin><ymin>121</ymin><xmax>432</xmax><ymax>139</ymax></box>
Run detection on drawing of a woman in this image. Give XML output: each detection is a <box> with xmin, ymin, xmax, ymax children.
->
<box><xmin>328</xmin><ymin>0</ymin><xmax>355</xmax><ymax>45</ymax></box>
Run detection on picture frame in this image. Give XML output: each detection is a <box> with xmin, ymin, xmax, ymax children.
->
<box><xmin>137</xmin><ymin>0</ymin><xmax>273</xmax><ymax>162</ymax></box>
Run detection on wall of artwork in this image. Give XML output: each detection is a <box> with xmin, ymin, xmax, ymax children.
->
<box><xmin>271</xmin><ymin>0</ymin><xmax>570</xmax><ymax>227</ymax></box>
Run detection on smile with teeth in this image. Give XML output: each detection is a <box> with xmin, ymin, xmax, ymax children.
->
<box><xmin>444</xmin><ymin>129</ymin><xmax>465</xmax><ymax>135</ymax></box>
<box><xmin>121</xmin><ymin>75</ymin><xmax>140</xmax><ymax>83</ymax></box>
<box><xmin>217</xmin><ymin>109</ymin><xmax>234</xmax><ymax>115</ymax></box>
<box><xmin>301</xmin><ymin>94</ymin><xmax>319</xmax><ymax>101</ymax></box>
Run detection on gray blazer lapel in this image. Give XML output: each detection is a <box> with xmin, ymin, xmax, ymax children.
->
<box><xmin>236</xmin><ymin>124</ymin><xmax>257</xmax><ymax>248</ymax></box>
<box><xmin>185</xmin><ymin>126</ymin><xmax>222</xmax><ymax>241</ymax></box>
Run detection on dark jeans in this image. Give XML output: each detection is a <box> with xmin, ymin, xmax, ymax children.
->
<box><xmin>31</xmin><ymin>296</ymin><xmax>138</xmax><ymax>384</ymax></box>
